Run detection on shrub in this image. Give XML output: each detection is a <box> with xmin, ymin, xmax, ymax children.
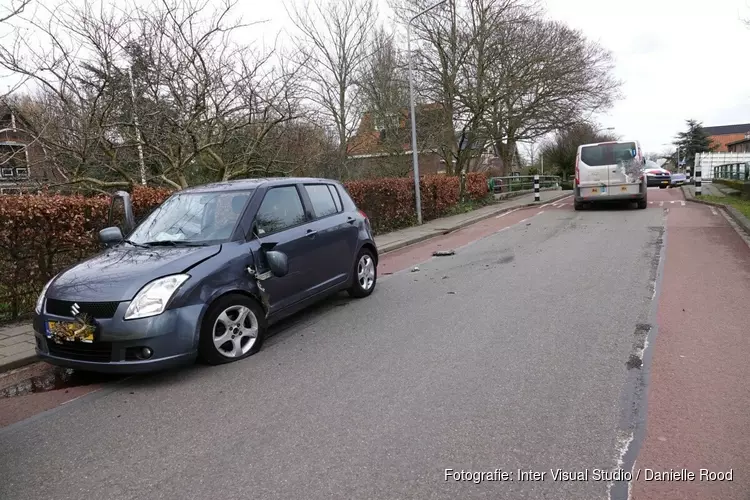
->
<box><xmin>0</xmin><ymin>174</ymin><xmax>487</xmax><ymax>322</ymax></box>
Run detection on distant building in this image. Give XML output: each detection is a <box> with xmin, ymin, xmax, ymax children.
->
<box><xmin>703</xmin><ymin>123</ymin><xmax>750</xmax><ymax>152</ymax></box>
<box><xmin>346</xmin><ymin>104</ymin><xmax>518</xmax><ymax>178</ymax></box>
<box><xmin>727</xmin><ymin>133</ymin><xmax>750</xmax><ymax>154</ymax></box>
<box><xmin>0</xmin><ymin>102</ymin><xmax>60</xmax><ymax>194</ymax></box>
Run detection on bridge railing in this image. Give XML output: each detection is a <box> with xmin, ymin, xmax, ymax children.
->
<box><xmin>712</xmin><ymin>162</ymin><xmax>750</xmax><ymax>181</ymax></box>
<box><xmin>489</xmin><ymin>175</ymin><xmax>561</xmax><ymax>194</ymax></box>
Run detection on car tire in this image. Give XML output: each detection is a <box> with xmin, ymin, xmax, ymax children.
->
<box><xmin>637</xmin><ymin>199</ymin><xmax>647</xmax><ymax>209</ymax></box>
<box><xmin>198</xmin><ymin>294</ymin><xmax>266</xmax><ymax>365</ymax></box>
<box><xmin>574</xmin><ymin>201</ymin><xmax>583</xmax><ymax>211</ymax></box>
<box><xmin>659</xmin><ymin>185</ymin><xmax>667</xmax><ymax>189</ymax></box>
<box><xmin>347</xmin><ymin>248</ymin><xmax>377</xmax><ymax>298</ymax></box>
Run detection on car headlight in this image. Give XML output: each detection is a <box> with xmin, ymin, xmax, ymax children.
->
<box><xmin>124</xmin><ymin>274</ymin><xmax>190</xmax><ymax>320</ymax></box>
<box><xmin>35</xmin><ymin>275</ymin><xmax>58</xmax><ymax>314</ymax></box>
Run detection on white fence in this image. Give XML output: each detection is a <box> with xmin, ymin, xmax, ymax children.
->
<box><xmin>694</xmin><ymin>152</ymin><xmax>750</xmax><ymax>181</ymax></box>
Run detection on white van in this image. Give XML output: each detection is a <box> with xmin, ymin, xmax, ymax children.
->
<box><xmin>574</xmin><ymin>140</ymin><xmax>648</xmax><ymax>210</ymax></box>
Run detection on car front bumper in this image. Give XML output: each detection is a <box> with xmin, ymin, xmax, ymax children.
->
<box><xmin>33</xmin><ymin>302</ymin><xmax>204</xmax><ymax>374</ymax></box>
<box><xmin>647</xmin><ymin>176</ymin><xmax>671</xmax><ymax>187</ymax></box>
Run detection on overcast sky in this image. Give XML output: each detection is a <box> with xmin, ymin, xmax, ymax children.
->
<box><xmin>2</xmin><ymin>0</ymin><xmax>750</xmax><ymax>155</ymax></box>
<box><xmin>279</xmin><ymin>0</ymin><xmax>750</xmax><ymax>155</ymax></box>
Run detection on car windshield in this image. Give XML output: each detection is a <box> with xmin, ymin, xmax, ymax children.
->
<box><xmin>581</xmin><ymin>142</ymin><xmax>637</xmax><ymax>166</ymax></box>
<box><xmin>127</xmin><ymin>190</ymin><xmax>254</xmax><ymax>245</ymax></box>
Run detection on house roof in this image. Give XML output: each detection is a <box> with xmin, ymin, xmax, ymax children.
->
<box><xmin>727</xmin><ymin>136</ymin><xmax>750</xmax><ymax>147</ymax></box>
<box><xmin>703</xmin><ymin>123</ymin><xmax>750</xmax><ymax>136</ymax></box>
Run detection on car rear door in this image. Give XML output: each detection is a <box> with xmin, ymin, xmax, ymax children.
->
<box><xmin>300</xmin><ymin>182</ymin><xmax>358</xmax><ymax>291</ymax></box>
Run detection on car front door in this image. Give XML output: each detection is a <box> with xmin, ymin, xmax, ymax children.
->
<box><xmin>300</xmin><ymin>183</ymin><xmax>359</xmax><ymax>291</ymax></box>
<box><xmin>247</xmin><ymin>185</ymin><xmax>318</xmax><ymax>315</ymax></box>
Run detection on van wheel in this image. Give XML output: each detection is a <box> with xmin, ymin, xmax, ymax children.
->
<box><xmin>198</xmin><ymin>294</ymin><xmax>266</xmax><ymax>365</ymax></box>
<box><xmin>637</xmin><ymin>199</ymin><xmax>647</xmax><ymax>209</ymax></box>
<box><xmin>348</xmin><ymin>248</ymin><xmax>377</xmax><ymax>298</ymax></box>
<box><xmin>574</xmin><ymin>201</ymin><xmax>584</xmax><ymax>211</ymax></box>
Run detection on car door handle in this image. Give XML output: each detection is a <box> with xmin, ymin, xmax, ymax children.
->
<box><xmin>306</xmin><ymin>229</ymin><xmax>317</xmax><ymax>238</ymax></box>
<box><xmin>347</xmin><ymin>217</ymin><xmax>355</xmax><ymax>224</ymax></box>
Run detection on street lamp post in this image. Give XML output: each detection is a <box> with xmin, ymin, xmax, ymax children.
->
<box><xmin>407</xmin><ymin>0</ymin><xmax>448</xmax><ymax>225</ymax></box>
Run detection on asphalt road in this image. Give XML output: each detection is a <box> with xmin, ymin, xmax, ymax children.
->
<box><xmin>0</xmin><ymin>188</ymin><xmax>731</xmax><ymax>500</ymax></box>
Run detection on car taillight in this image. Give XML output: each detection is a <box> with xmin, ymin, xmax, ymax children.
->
<box><xmin>358</xmin><ymin>209</ymin><xmax>368</xmax><ymax>220</ymax></box>
<box><xmin>574</xmin><ymin>154</ymin><xmax>580</xmax><ymax>186</ymax></box>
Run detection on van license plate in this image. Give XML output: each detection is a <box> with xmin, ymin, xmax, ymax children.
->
<box><xmin>591</xmin><ymin>188</ymin><xmax>598</xmax><ymax>194</ymax></box>
<box><xmin>621</xmin><ymin>186</ymin><xmax>628</xmax><ymax>192</ymax></box>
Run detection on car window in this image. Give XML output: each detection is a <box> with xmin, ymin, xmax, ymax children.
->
<box><xmin>327</xmin><ymin>185</ymin><xmax>343</xmax><ymax>212</ymax></box>
<box><xmin>255</xmin><ymin>186</ymin><xmax>306</xmax><ymax>236</ymax></box>
<box><xmin>304</xmin><ymin>184</ymin><xmax>338</xmax><ymax>218</ymax></box>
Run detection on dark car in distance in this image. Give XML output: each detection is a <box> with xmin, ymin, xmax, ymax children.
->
<box><xmin>33</xmin><ymin>178</ymin><xmax>379</xmax><ymax>373</ymax></box>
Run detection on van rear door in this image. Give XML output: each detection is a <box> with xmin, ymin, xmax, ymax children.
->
<box><xmin>578</xmin><ymin>141</ymin><xmax>641</xmax><ymax>198</ymax></box>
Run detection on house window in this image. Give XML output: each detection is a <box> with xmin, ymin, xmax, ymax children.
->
<box><xmin>15</xmin><ymin>167</ymin><xmax>28</xmax><ymax>178</ymax></box>
<box><xmin>1</xmin><ymin>167</ymin><xmax>13</xmax><ymax>178</ymax></box>
<box><xmin>373</xmin><ymin>112</ymin><xmax>399</xmax><ymax>131</ymax></box>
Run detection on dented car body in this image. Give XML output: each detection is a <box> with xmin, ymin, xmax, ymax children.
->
<box><xmin>33</xmin><ymin>178</ymin><xmax>379</xmax><ymax>373</ymax></box>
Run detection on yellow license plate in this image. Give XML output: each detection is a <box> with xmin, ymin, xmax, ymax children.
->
<box><xmin>621</xmin><ymin>186</ymin><xmax>628</xmax><ymax>191</ymax></box>
<box><xmin>47</xmin><ymin>320</ymin><xmax>95</xmax><ymax>343</ymax></box>
<box><xmin>591</xmin><ymin>188</ymin><xmax>598</xmax><ymax>193</ymax></box>
<box><xmin>661</xmin><ymin>180</ymin><xmax>668</xmax><ymax>184</ymax></box>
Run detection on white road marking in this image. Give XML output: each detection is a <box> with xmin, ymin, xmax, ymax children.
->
<box><xmin>537</xmin><ymin>210</ymin><xmax>545</xmax><ymax>215</ymax></box>
<box><xmin>540</xmin><ymin>203</ymin><xmax>551</xmax><ymax>209</ymax></box>
<box><xmin>670</xmin><ymin>201</ymin><xmax>675</xmax><ymax>204</ymax></box>
<box><xmin>659</xmin><ymin>201</ymin><xmax>664</xmax><ymax>207</ymax></box>
<box><xmin>710</xmin><ymin>207</ymin><xmax>718</xmax><ymax>216</ymax></box>
<box><xmin>495</xmin><ymin>208</ymin><xmax>520</xmax><ymax>218</ymax></box>
<box><xmin>680</xmin><ymin>201</ymin><xmax>686</xmax><ymax>206</ymax></box>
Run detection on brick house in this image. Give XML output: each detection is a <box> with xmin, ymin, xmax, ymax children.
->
<box><xmin>0</xmin><ymin>102</ymin><xmax>60</xmax><ymax>194</ymax></box>
<box><xmin>703</xmin><ymin>123</ymin><xmax>750</xmax><ymax>152</ymax></box>
<box><xmin>727</xmin><ymin>133</ymin><xmax>750</xmax><ymax>153</ymax></box>
<box><xmin>346</xmin><ymin>104</ymin><xmax>513</xmax><ymax>178</ymax></box>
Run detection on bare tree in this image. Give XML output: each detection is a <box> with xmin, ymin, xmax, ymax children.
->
<box><xmin>484</xmin><ymin>18</ymin><xmax>622</xmax><ymax>172</ymax></box>
<box><xmin>0</xmin><ymin>0</ymin><xmax>305</xmax><ymax>190</ymax></box>
<box><xmin>0</xmin><ymin>0</ymin><xmax>31</xmax><ymax>24</ymax></box>
<box><xmin>287</xmin><ymin>0</ymin><xmax>376</xmax><ymax>179</ymax></box>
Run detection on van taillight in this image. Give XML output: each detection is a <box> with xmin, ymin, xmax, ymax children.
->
<box><xmin>358</xmin><ymin>209</ymin><xmax>368</xmax><ymax>220</ymax></box>
<box><xmin>575</xmin><ymin>154</ymin><xmax>580</xmax><ymax>185</ymax></box>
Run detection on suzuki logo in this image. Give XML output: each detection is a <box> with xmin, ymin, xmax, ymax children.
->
<box><xmin>71</xmin><ymin>302</ymin><xmax>80</xmax><ymax>317</ymax></box>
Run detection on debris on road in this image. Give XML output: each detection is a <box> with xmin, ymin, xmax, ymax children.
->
<box><xmin>432</xmin><ymin>250</ymin><xmax>455</xmax><ymax>256</ymax></box>
<box><xmin>411</xmin><ymin>266</ymin><xmax>420</xmax><ymax>272</ymax></box>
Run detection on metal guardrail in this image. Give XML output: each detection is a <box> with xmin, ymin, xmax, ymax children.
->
<box><xmin>712</xmin><ymin>162</ymin><xmax>750</xmax><ymax>182</ymax></box>
<box><xmin>489</xmin><ymin>175</ymin><xmax>561</xmax><ymax>194</ymax></box>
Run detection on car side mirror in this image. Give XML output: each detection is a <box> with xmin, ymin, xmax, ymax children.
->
<box><xmin>99</xmin><ymin>226</ymin><xmax>124</xmax><ymax>247</ymax></box>
<box><xmin>265</xmin><ymin>250</ymin><xmax>288</xmax><ymax>278</ymax></box>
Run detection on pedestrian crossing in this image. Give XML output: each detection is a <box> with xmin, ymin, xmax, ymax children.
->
<box><xmin>546</xmin><ymin>199</ymin><xmax>688</xmax><ymax>209</ymax></box>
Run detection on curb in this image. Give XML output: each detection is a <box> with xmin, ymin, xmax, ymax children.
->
<box><xmin>681</xmin><ymin>186</ymin><xmax>750</xmax><ymax>237</ymax></box>
<box><xmin>0</xmin><ymin>353</ymin><xmax>39</xmax><ymax>373</ymax></box>
<box><xmin>379</xmin><ymin>191</ymin><xmax>573</xmax><ymax>254</ymax></box>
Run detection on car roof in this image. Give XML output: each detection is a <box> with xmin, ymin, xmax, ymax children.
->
<box><xmin>180</xmin><ymin>177</ymin><xmax>342</xmax><ymax>194</ymax></box>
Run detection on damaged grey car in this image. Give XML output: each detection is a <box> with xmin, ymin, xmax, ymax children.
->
<box><xmin>32</xmin><ymin>178</ymin><xmax>379</xmax><ymax>373</ymax></box>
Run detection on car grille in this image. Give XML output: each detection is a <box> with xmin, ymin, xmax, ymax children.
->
<box><xmin>47</xmin><ymin>340</ymin><xmax>113</xmax><ymax>362</ymax></box>
<box><xmin>45</xmin><ymin>299</ymin><xmax>120</xmax><ymax>319</ymax></box>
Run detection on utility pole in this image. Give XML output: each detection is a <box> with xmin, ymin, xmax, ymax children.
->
<box><xmin>407</xmin><ymin>0</ymin><xmax>448</xmax><ymax>225</ymax></box>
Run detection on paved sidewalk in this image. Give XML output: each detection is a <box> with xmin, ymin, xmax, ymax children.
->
<box><xmin>0</xmin><ymin>323</ymin><xmax>37</xmax><ymax>372</ymax></box>
<box><xmin>0</xmin><ymin>188</ymin><xmax>571</xmax><ymax>373</ymax></box>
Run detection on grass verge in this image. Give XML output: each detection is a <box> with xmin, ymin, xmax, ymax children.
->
<box><xmin>701</xmin><ymin>195</ymin><xmax>750</xmax><ymax>219</ymax></box>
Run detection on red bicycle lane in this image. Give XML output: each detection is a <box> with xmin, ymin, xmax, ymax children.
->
<box><xmin>631</xmin><ymin>202</ymin><xmax>750</xmax><ymax>500</ymax></box>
